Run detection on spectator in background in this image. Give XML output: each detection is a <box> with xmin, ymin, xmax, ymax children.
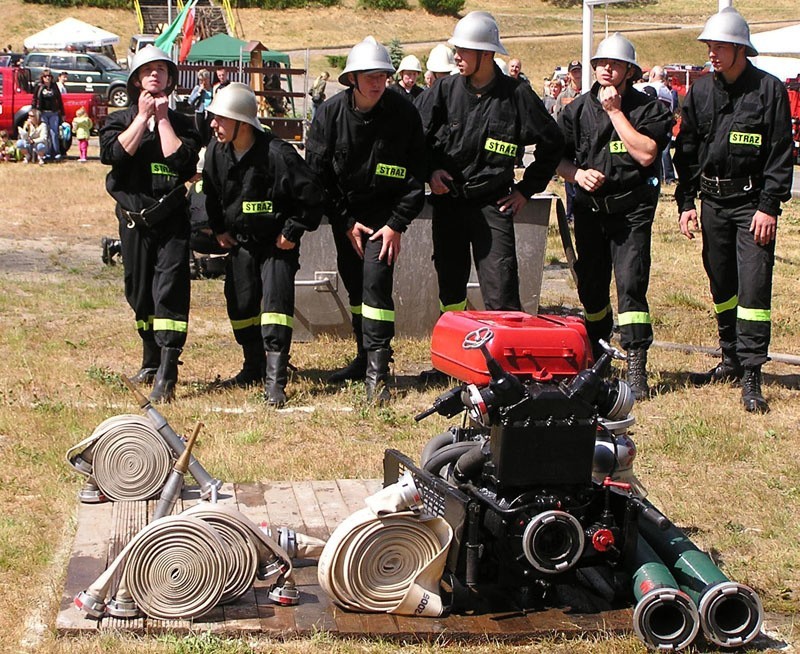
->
<box><xmin>188</xmin><ymin>68</ymin><xmax>213</xmax><ymax>142</ymax></box>
<box><xmin>309</xmin><ymin>71</ymin><xmax>329</xmax><ymax>121</ymax></box>
<box><xmin>635</xmin><ymin>65</ymin><xmax>676</xmax><ymax>183</ymax></box>
<box><xmin>16</xmin><ymin>109</ymin><xmax>48</xmax><ymax>165</ymax></box>
<box><xmin>552</xmin><ymin>60</ymin><xmax>583</xmax><ymax>120</ymax></box>
<box><xmin>71</xmin><ymin>106</ymin><xmax>92</xmax><ymax>163</ymax></box>
<box><xmin>543</xmin><ymin>78</ymin><xmax>563</xmax><ymax>114</ymax></box>
<box><xmin>1</xmin><ymin>129</ymin><xmax>18</xmax><ymax>161</ymax></box>
<box><xmin>424</xmin><ymin>70</ymin><xmax>435</xmax><ymax>88</ymax></box>
<box><xmin>508</xmin><ymin>57</ymin><xmax>529</xmax><ymax>85</ymax></box>
<box><xmin>56</xmin><ymin>71</ymin><xmax>69</xmax><ymax>95</ymax></box>
<box><xmin>31</xmin><ymin>69</ymin><xmax>64</xmax><ymax>161</ymax></box>
<box><xmin>213</xmin><ymin>61</ymin><xmax>230</xmax><ymax>96</ymax></box>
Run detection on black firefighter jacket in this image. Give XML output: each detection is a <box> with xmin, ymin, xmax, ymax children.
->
<box><xmin>674</xmin><ymin>62</ymin><xmax>793</xmax><ymax>216</ymax></box>
<box><xmin>415</xmin><ymin>64</ymin><xmax>564</xmax><ymax>198</ymax></box>
<box><xmin>558</xmin><ymin>82</ymin><xmax>674</xmax><ymax>199</ymax></box>
<box><xmin>203</xmin><ymin>130</ymin><xmax>325</xmax><ymax>248</ymax></box>
<box><xmin>305</xmin><ymin>87</ymin><xmax>426</xmax><ymax>233</ymax></box>
<box><xmin>100</xmin><ymin>106</ymin><xmax>200</xmax><ymax>215</ymax></box>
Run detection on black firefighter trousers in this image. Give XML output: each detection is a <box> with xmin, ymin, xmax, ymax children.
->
<box><xmin>430</xmin><ymin>194</ymin><xmax>522</xmax><ymax>312</ymax></box>
<box><xmin>573</xmin><ymin>200</ymin><xmax>656</xmax><ymax>352</ymax></box>
<box><xmin>224</xmin><ymin>243</ymin><xmax>299</xmax><ymax>354</ymax></box>
<box><xmin>700</xmin><ymin>198</ymin><xmax>774</xmax><ymax>369</ymax></box>
<box><xmin>332</xmin><ymin>224</ymin><xmax>395</xmax><ymax>352</ymax></box>
<box><xmin>118</xmin><ymin>208</ymin><xmax>190</xmax><ymax>349</ymax></box>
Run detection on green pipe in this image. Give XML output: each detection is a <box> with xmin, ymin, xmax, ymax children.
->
<box><xmin>627</xmin><ymin>535</ymin><xmax>700</xmax><ymax>651</ymax></box>
<box><xmin>639</xmin><ymin>507</ymin><xmax>763</xmax><ymax>648</ymax></box>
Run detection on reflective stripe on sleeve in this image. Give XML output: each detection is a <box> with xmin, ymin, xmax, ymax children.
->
<box><xmin>584</xmin><ymin>304</ymin><xmax>612</xmax><ymax>323</ymax></box>
<box><xmin>714</xmin><ymin>295</ymin><xmax>738</xmax><ymax>314</ymax></box>
<box><xmin>618</xmin><ymin>311</ymin><xmax>651</xmax><ymax>326</ymax></box>
<box><xmin>262</xmin><ymin>312</ymin><xmax>294</xmax><ymax>328</ymax></box>
<box><xmin>153</xmin><ymin>318</ymin><xmax>188</xmax><ymax>333</ymax></box>
<box><xmin>737</xmin><ymin>306</ymin><xmax>771</xmax><ymax>322</ymax></box>
<box><xmin>230</xmin><ymin>315</ymin><xmax>261</xmax><ymax>331</ymax></box>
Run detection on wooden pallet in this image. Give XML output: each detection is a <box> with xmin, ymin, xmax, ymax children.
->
<box><xmin>56</xmin><ymin>480</ymin><xmax>633</xmax><ymax>640</ymax></box>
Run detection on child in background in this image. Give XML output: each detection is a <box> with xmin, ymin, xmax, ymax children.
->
<box><xmin>0</xmin><ymin>129</ymin><xmax>17</xmax><ymax>161</ymax></box>
<box><xmin>72</xmin><ymin>106</ymin><xmax>92</xmax><ymax>162</ymax></box>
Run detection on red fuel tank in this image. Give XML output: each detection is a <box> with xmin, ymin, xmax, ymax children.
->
<box><xmin>430</xmin><ymin>311</ymin><xmax>592</xmax><ymax>385</ymax></box>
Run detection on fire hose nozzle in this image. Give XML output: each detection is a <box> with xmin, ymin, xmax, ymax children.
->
<box><xmin>78</xmin><ymin>480</ymin><xmax>106</xmax><ymax>504</ymax></box>
<box><xmin>259</xmin><ymin>559</ymin><xmax>287</xmax><ymax>581</ymax></box>
<box><xmin>268</xmin><ymin>581</ymin><xmax>300</xmax><ymax>606</ymax></box>
<box><xmin>74</xmin><ymin>590</ymin><xmax>106</xmax><ymax>619</ymax></box>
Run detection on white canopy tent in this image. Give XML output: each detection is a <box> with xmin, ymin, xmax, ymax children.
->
<box><xmin>751</xmin><ymin>24</ymin><xmax>800</xmax><ymax>55</ymax></box>
<box><xmin>750</xmin><ymin>55</ymin><xmax>800</xmax><ymax>82</ymax></box>
<box><xmin>23</xmin><ymin>18</ymin><xmax>120</xmax><ymax>50</ymax></box>
<box><xmin>749</xmin><ymin>24</ymin><xmax>800</xmax><ymax>82</ymax></box>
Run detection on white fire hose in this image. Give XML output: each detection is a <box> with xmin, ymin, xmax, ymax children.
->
<box><xmin>318</xmin><ymin>472</ymin><xmax>453</xmax><ymax>617</ymax></box>
<box><xmin>66</xmin><ymin>415</ymin><xmax>173</xmax><ymax>502</ymax></box>
<box><xmin>76</xmin><ymin>503</ymin><xmax>326</xmax><ymax>620</ymax></box>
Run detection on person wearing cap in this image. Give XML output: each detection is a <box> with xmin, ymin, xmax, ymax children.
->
<box><xmin>99</xmin><ymin>45</ymin><xmax>201</xmax><ymax>403</ymax></box>
<box><xmin>306</xmin><ymin>36</ymin><xmax>426</xmax><ymax>403</ymax></box>
<box><xmin>389</xmin><ymin>54</ymin><xmax>423</xmax><ymax>101</ymax></box>
<box><xmin>203</xmin><ymin>83</ymin><xmax>324</xmax><ymax>407</ymax></box>
<box><xmin>674</xmin><ymin>7</ymin><xmax>792</xmax><ymax>413</ymax></box>
<box><xmin>415</xmin><ymin>12</ymin><xmax>563</xmax><ymax>322</ymax></box>
<box><xmin>552</xmin><ymin>59</ymin><xmax>582</xmax><ymax>121</ymax></box>
<box><xmin>556</xmin><ymin>33</ymin><xmax>673</xmax><ymax>400</ymax></box>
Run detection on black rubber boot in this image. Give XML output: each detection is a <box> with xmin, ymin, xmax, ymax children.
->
<box><xmin>741</xmin><ymin>366</ymin><xmax>769</xmax><ymax>414</ymax></box>
<box><xmin>689</xmin><ymin>353</ymin><xmax>743</xmax><ymax>386</ymax></box>
<box><xmin>264</xmin><ymin>351</ymin><xmax>289</xmax><ymax>408</ymax></box>
<box><xmin>217</xmin><ymin>340</ymin><xmax>266</xmax><ymax>389</ymax></box>
<box><xmin>365</xmin><ymin>349</ymin><xmax>392</xmax><ymax>404</ymax></box>
<box><xmin>130</xmin><ymin>338</ymin><xmax>161</xmax><ymax>385</ymax></box>
<box><xmin>328</xmin><ymin>352</ymin><xmax>367</xmax><ymax>383</ymax></box>
<box><xmin>418</xmin><ymin>368</ymin><xmax>449</xmax><ymax>386</ymax></box>
<box><xmin>101</xmin><ymin>237</ymin><xmax>122</xmax><ymax>265</ymax></box>
<box><xmin>149</xmin><ymin>347</ymin><xmax>181</xmax><ymax>404</ymax></box>
<box><xmin>626</xmin><ymin>348</ymin><xmax>650</xmax><ymax>401</ymax></box>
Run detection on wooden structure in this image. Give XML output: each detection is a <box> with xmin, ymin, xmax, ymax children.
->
<box><xmin>57</xmin><ymin>480</ymin><xmax>633</xmax><ymax>640</ymax></box>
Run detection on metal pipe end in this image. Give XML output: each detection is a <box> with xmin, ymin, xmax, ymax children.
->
<box><xmin>633</xmin><ymin>587</ymin><xmax>700</xmax><ymax>651</ymax></box>
<box><xmin>106</xmin><ymin>596</ymin><xmax>140</xmax><ymax>619</ymax></box>
<box><xmin>78</xmin><ymin>485</ymin><xmax>107</xmax><ymax>504</ymax></box>
<box><xmin>698</xmin><ymin>581</ymin><xmax>763</xmax><ymax>648</ymax></box>
<box><xmin>268</xmin><ymin>582</ymin><xmax>300</xmax><ymax>606</ymax></box>
<box><xmin>74</xmin><ymin>590</ymin><xmax>106</xmax><ymax>619</ymax></box>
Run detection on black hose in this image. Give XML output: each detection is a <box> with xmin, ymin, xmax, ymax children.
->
<box><xmin>453</xmin><ymin>444</ymin><xmax>488</xmax><ymax>482</ymax></box>
<box><xmin>422</xmin><ymin>441</ymin><xmax>480</xmax><ymax>478</ymax></box>
<box><xmin>420</xmin><ymin>431</ymin><xmax>456</xmax><ymax>468</ymax></box>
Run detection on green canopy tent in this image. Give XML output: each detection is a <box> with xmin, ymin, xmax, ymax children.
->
<box><xmin>186</xmin><ymin>33</ymin><xmax>290</xmax><ymax>66</ymax></box>
<box><xmin>186</xmin><ymin>34</ymin><xmax>295</xmax><ymax>114</ymax></box>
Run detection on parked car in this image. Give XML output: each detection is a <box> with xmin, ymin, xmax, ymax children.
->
<box><xmin>24</xmin><ymin>50</ymin><xmax>129</xmax><ymax>107</ymax></box>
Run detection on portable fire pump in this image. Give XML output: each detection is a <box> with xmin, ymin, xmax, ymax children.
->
<box><xmin>380</xmin><ymin>311</ymin><xmax>763</xmax><ymax>650</ymax></box>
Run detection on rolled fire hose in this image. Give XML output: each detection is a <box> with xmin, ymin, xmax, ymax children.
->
<box><xmin>318</xmin><ymin>472</ymin><xmax>453</xmax><ymax>617</ymax></box>
<box><xmin>66</xmin><ymin>415</ymin><xmax>173</xmax><ymax>501</ymax></box>
<box><xmin>76</xmin><ymin>503</ymin><xmax>324</xmax><ymax>620</ymax></box>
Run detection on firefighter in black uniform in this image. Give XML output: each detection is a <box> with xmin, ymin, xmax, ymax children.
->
<box><xmin>306</xmin><ymin>37</ymin><xmax>426</xmax><ymax>403</ymax></box>
<box><xmin>203</xmin><ymin>83</ymin><xmax>324</xmax><ymax>407</ymax></box>
<box><xmin>675</xmin><ymin>7</ymin><xmax>793</xmax><ymax>413</ymax></box>
<box><xmin>100</xmin><ymin>46</ymin><xmax>201</xmax><ymax>403</ymax></box>
<box><xmin>416</xmin><ymin>11</ymin><xmax>563</xmax><ymax>315</ymax></box>
<box><xmin>556</xmin><ymin>33</ymin><xmax>673</xmax><ymax>400</ymax></box>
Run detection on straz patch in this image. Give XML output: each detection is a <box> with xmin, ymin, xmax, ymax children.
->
<box><xmin>609</xmin><ymin>140</ymin><xmax>628</xmax><ymax>154</ymax></box>
<box><xmin>242</xmin><ymin>200</ymin><xmax>273</xmax><ymax>213</ymax></box>
<box><xmin>151</xmin><ymin>163</ymin><xmax>177</xmax><ymax>177</ymax></box>
<box><xmin>729</xmin><ymin>132</ymin><xmax>762</xmax><ymax>147</ymax></box>
<box><xmin>375</xmin><ymin>163</ymin><xmax>406</xmax><ymax>179</ymax></box>
<box><xmin>484</xmin><ymin>138</ymin><xmax>518</xmax><ymax>157</ymax></box>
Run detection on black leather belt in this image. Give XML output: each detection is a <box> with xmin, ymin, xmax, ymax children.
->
<box><xmin>700</xmin><ymin>175</ymin><xmax>759</xmax><ymax>198</ymax></box>
<box><xmin>583</xmin><ymin>179</ymin><xmax>658</xmax><ymax>214</ymax></box>
<box><xmin>121</xmin><ymin>186</ymin><xmax>186</xmax><ymax>229</ymax></box>
<box><xmin>445</xmin><ymin>178</ymin><xmax>512</xmax><ymax>201</ymax></box>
